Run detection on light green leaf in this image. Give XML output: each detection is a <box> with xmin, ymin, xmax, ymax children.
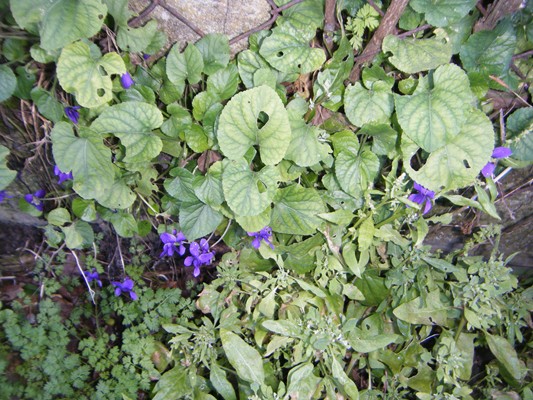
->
<box><xmin>344</xmin><ymin>82</ymin><xmax>394</xmax><ymax>127</ymax></box>
<box><xmin>343</xmin><ymin>242</ymin><xmax>368</xmax><ymax>278</ymax></box>
<box><xmin>30</xmin><ymin>88</ymin><xmax>64</xmax><ymax>122</ymax></box>
<box><xmin>220</xmin><ymin>329</ymin><xmax>265</xmax><ymax>385</ymax></box>
<box><xmin>318</xmin><ymin>209</ymin><xmax>355</xmax><ymax>225</ymax></box>
<box><xmin>0</xmin><ymin>145</ymin><xmax>16</xmax><ymax>190</ymax></box>
<box><xmin>207</xmin><ymin>64</ymin><xmax>240</xmax><ymax>100</ymax></box>
<box><xmin>47</xmin><ymin>208</ymin><xmax>71</xmax><ymax>227</ymax></box>
<box><xmin>360</xmin><ymin>123</ymin><xmax>399</xmax><ymax>157</ymax></box>
<box><xmin>40</xmin><ymin>0</ymin><xmax>107</xmax><ymax>51</ymax></box>
<box><xmin>262</xmin><ymin>320</ymin><xmax>301</xmax><ymax>337</ymax></box>
<box><xmin>184</xmin><ymin>124</ymin><xmax>209</xmax><ymax>153</ymax></box>
<box><xmin>117</xmin><ymin>20</ymin><xmax>158</xmax><ymax>53</ymax></box>
<box><xmin>335</xmin><ymin>149</ymin><xmax>380</xmax><ymax>198</ymax></box>
<box><xmin>505</xmin><ymin>108</ymin><xmax>533</xmax><ymax>162</ymax></box>
<box><xmin>192</xmin><ymin>91</ymin><xmax>220</xmax><ymax>121</ymax></box>
<box><xmin>358</xmin><ymin>216</ymin><xmax>374</xmax><ymax>251</ymax></box>
<box><xmin>278</xmin><ymin>0</ymin><xmax>325</xmax><ymax>31</ymax></box>
<box><xmin>410</xmin><ymin>0</ymin><xmax>476</xmax><ymax>27</ymax></box>
<box><xmin>193</xmin><ymin>162</ymin><xmax>224</xmax><ymax>207</ymax></box>
<box><xmin>72</xmin><ymin>198</ymin><xmax>97</xmax><ymax>222</ymax></box>
<box><xmin>286</xmin><ymin>363</ymin><xmax>321</xmax><ymax>399</ymax></box>
<box><xmin>51</xmin><ymin>122</ymin><xmax>114</xmax><ymax>200</ymax></box>
<box><xmin>460</xmin><ymin>20</ymin><xmax>516</xmax><ymax>77</ymax></box>
<box><xmin>485</xmin><ymin>332</ymin><xmax>527</xmax><ymax>382</ymax></box>
<box><xmin>62</xmin><ymin>221</ymin><xmax>94</xmax><ymax>249</ymax></box>
<box><xmin>235</xmin><ymin>207</ymin><xmax>271</xmax><ymax>233</ymax></box>
<box><xmin>57</xmin><ymin>41</ymin><xmax>126</xmax><ymax>108</ymax></box>
<box><xmin>167</xmin><ymin>43</ymin><xmax>204</xmax><ymax>85</ymax></box>
<box><xmin>164</xmin><ymin>167</ymin><xmax>198</xmax><ymax>203</ymax></box>
<box><xmin>180</xmin><ymin>201</ymin><xmax>223</xmax><ymax>241</ymax></box>
<box><xmin>285</xmin><ymin>118</ymin><xmax>331</xmax><ymax>167</ymax></box>
<box><xmin>222</xmin><ymin>160</ymin><xmax>279</xmax><ymax>217</ymax></box>
<box><xmin>217</xmin><ymin>86</ymin><xmax>291</xmax><ymax>165</ymax></box>
<box><xmin>395</xmin><ymin>64</ymin><xmax>472</xmax><ymax>152</ymax></box>
<box><xmin>383</xmin><ymin>30</ymin><xmax>452</xmax><ymax>74</ymax></box>
<box><xmin>0</xmin><ymin>65</ymin><xmax>17</xmax><ymax>102</ymax></box>
<box><xmin>102</xmin><ymin>0</ymin><xmax>131</xmax><ymax>25</ymax></box>
<box><xmin>393</xmin><ymin>290</ymin><xmax>449</xmax><ymax>325</ymax></box>
<box><xmin>210</xmin><ymin>363</ymin><xmax>237</xmax><ymax>400</ymax></box>
<box><xmin>9</xmin><ymin>0</ymin><xmax>47</xmax><ymax>33</ymax></box>
<box><xmin>270</xmin><ymin>184</ymin><xmax>325</xmax><ymax>235</ymax></box>
<box><xmin>101</xmin><ymin>210</ymin><xmax>138</xmax><ymax>237</ymax></box>
<box><xmin>260</xmin><ymin>25</ymin><xmax>326</xmax><ymax>75</ymax></box>
<box><xmin>403</xmin><ymin>109</ymin><xmax>493</xmax><ymax>191</ymax></box>
<box><xmin>331</xmin><ymin>358</ymin><xmax>359</xmax><ymax>399</ymax></box>
<box><xmin>237</xmin><ymin>50</ymin><xmax>272</xmax><ymax>89</ymax></box>
<box><xmin>91</xmin><ymin>101</ymin><xmax>163</xmax><ymax>163</ymax></box>
<box><xmin>347</xmin><ymin>328</ymin><xmax>400</xmax><ymax>353</ymax></box>
<box><xmin>95</xmin><ymin>177</ymin><xmax>136</xmax><ymax>209</ymax></box>
<box><xmin>196</xmin><ymin>34</ymin><xmax>230</xmax><ymax>75</ymax></box>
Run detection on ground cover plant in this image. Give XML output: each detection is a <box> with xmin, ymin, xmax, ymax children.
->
<box><xmin>0</xmin><ymin>0</ymin><xmax>532</xmax><ymax>398</ymax></box>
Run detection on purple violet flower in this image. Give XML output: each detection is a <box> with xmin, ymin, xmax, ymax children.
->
<box><xmin>24</xmin><ymin>189</ymin><xmax>46</xmax><ymax>212</ymax></box>
<box><xmin>184</xmin><ymin>239</ymin><xmax>214</xmax><ymax>277</ymax></box>
<box><xmin>84</xmin><ymin>269</ymin><xmax>102</xmax><ymax>287</ymax></box>
<box><xmin>143</xmin><ymin>53</ymin><xmax>151</xmax><ymax>60</ymax></box>
<box><xmin>64</xmin><ymin>106</ymin><xmax>81</xmax><ymax>124</ymax></box>
<box><xmin>0</xmin><ymin>190</ymin><xmax>12</xmax><ymax>203</ymax></box>
<box><xmin>120</xmin><ymin>72</ymin><xmax>134</xmax><ymax>89</ymax></box>
<box><xmin>481</xmin><ymin>147</ymin><xmax>512</xmax><ymax>178</ymax></box>
<box><xmin>248</xmin><ymin>226</ymin><xmax>275</xmax><ymax>250</ymax></box>
<box><xmin>160</xmin><ymin>229</ymin><xmax>187</xmax><ymax>257</ymax></box>
<box><xmin>408</xmin><ymin>182</ymin><xmax>435</xmax><ymax>215</ymax></box>
<box><xmin>111</xmin><ymin>278</ymin><xmax>138</xmax><ymax>300</ymax></box>
<box><xmin>54</xmin><ymin>165</ymin><xmax>73</xmax><ymax>185</ymax></box>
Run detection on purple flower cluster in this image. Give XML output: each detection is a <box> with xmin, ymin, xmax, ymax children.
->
<box><xmin>159</xmin><ymin>231</ymin><xmax>215</xmax><ymax>277</ymax></box>
<box><xmin>248</xmin><ymin>226</ymin><xmax>275</xmax><ymax>250</ymax></box>
<box><xmin>83</xmin><ymin>269</ymin><xmax>138</xmax><ymax>300</ymax></box>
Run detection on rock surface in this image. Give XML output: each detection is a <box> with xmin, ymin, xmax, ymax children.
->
<box><xmin>129</xmin><ymin>0</ymin><xmax>272</xmax><ymax>54</ymax></box>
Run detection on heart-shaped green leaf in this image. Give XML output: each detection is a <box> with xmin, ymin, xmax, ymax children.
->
<box><xmin>57</xmin><ymin>41</ymin><xmax>126</xmax><ymax>108</ymax></box>
<box><xmin>180</xmin><ymin>201</ymin><xmax>223</xmax><ymax>241</ymax></box>
<box><xmin>335</xmin><ymin>149</ymin><xmax>380</xmax><ymax>198</ymax></box>
<box><xmin>91</xmin><ymin>101</ymin><xmax>163</xmax><ymax>163</ymax></box>
<box><xmin>409</xmin><ymin>0</ymin><xmax>476</xmax><ymax>27</ymax></box>
<box><xmin>167</xmin><ymin>42</ymin><xmax>204</xmax><ymax>86</ymax></box>
<box><xmin>217</xmin><ymin>85</ymin><xmax>291</xmax><ymax>165</ymax></box>
<box><xmin>344</xmin><ymin>82</ymin><xmax>394</xmax><ymax>127</ymax></box>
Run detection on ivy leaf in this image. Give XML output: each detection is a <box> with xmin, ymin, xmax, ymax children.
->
<box><xmin>167</xmin><ymin>43</ymin><xmax>204</xmax><ymax>86</ymax></box>
<box><xmin>40</xmin><ymin>0</ymin><xmax>107</xmax><ymax>51</ymax></box>
<box><xmin>117</xmin><ymin>20</ymin><xmax>158</xmax><ymax>53</ymax></box>
<box><xmin>409</xmin><ymin>0</ymin><xmax>476</xmax><ymax>27</ymax></box>
<box><xmin>271</xmin><ymin>184</ymin><xmax>325</xmax><ymax>235</ymax></box>
<box><xmin>335</xmin><ymin>149</ymin><xmax>380</xmax><ymax>198</ymax></box>
<box><xmin>403</xmin><ymin>109</ymin><xmax>493</xmax><ymax>191</ymax></box>
<box><xmin>180</xmin><ymin>201</ymin><xmax>223</xmax><ymax>241</ymax></box>
<box><xmin>460</xmin><ymin>20</ymin><xmax>516</xmax><ymax>77</ymax></box>
<box><xmin>0</xmin><ymin>145</ymin><xmax>16</xmax><ymax>190</ymax></box>
<box><xmin>382</xmin><ymin>30</ymin><xmax>452</xmax><ymax>74</ymax></box>
<box><xmin>57</xmin><ymin>41</ymin><xmax>126</xmax><ymax>108</ymax></box>
<box><xmin>222</xmin><ymin>160</ymin><xmax>279</xmax><ymax>217</ymax></box>
<box><xmin>0</xmin><ymin>65</ymin><xmax>17</xmax><ymax>103</ymax></box>
<box><xmin>51</xmin><ymin>122</ymin><xmax>114</xmax><ymax>200</ymax></box>
<box><xmin>91</xmin><ymin>102</ymin><xmax>163</xmax><ymax>163</ymax></box>
<box><xmin>395</xmin><ymin>64</ymin><xmax>472</xmax><ymax>152</ymax></box>
<box><xmin>259</xmin><ymin>24</ymin><xmax>326</xmax><ymax>75</ymax></box>
<box><xmin>344</xmin><ymin>82</ymin><xmax>394</xmax><ymax>127</ymax></box>
<box><xmin>217</xmin><ymin>86</ymin><xmax>291</xmax><ymax>165</ymax></box>
<box><xmin>220</xmin><ymin>329</ymin><xmax>265</xmax><ymax>385</ymax></box>
<box><xmin>196</xmin><ymin>34</ymin><xmax>230</xmax><ymax>75</ymax></box>
<box><xmin>506</xmin><ymin>108</ymin><xmax>533</xmax><ymax>161</ymax></box>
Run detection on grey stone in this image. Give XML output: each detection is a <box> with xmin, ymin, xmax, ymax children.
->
<box><xmin>129</xmin><ymin>0</ymin><xmax>272</xmax><ymax>54</ymax></box>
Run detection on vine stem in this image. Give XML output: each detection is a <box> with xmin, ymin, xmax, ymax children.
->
<box><xmin>72</xmin><ymin>250</ymin><xmax>96</xmax><ymax>305</ymax></box>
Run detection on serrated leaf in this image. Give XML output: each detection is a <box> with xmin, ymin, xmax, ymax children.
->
<box><xmin>217</xmin><ymin>86</ymin><xmax>291</xmax><ymax>165</ymax></box>
<box><xmin>210</xmin><ymin>363</ymin><xmax>237</xmax><ymax>400</ymax></box>
<box><xmin>259</xmin><ymin>24</ymin><xmax>326</xmax><ymax>74</ymax></box>
<box><xmin>395</xmin><ymin>64</ymin><xmax>472</xmax><ymax>152</ymax></box>
<box><xmin>220</xmin><ymin>329</ymin><xmax>265</xmax><ymax>385</ymax></box>
<box><xmin>0</xmin><ymin>145</ymin><xmax>16</xmax><ymax>190</ymax></box>
<box><xmin>222</xmin><ymin>160</ymin><xmax>279</xmax><ymax>217</ymax></box>
<box><xmin>460</xmin><ymin>20</ymin><xmax>516</xmax><ymax>77</ymax></box>
<box><xmin>51</xmin><ymin>122</ymin><xmax>114</xmax><ymax>200</ymax></box>
<box><xmin>57</xmin><ymin>41</ymin><xmax>126</xmax><ymax>108</ymax></box>
<box><xmin>167</xmin><ymin>43</ymin><xmax>204</xmax><ymax>85</ymax></box>
<box><xmin>0</xmin><ymin>65</ymin><xmax>17</xmax><ymax>102</ymax></box>
<box><xmin>40</xmin><ymin>0</ymin><xmax>107</xmax><ymax>50</ymax></box>
<box><xmin>410</xmin><ymin>0</ymin><xmax>476</xmax><ymax>27</ymax></box>
<box><xmin>91</xmin><ymin>101</ymin><xmax>163</xmax><ymax>163</ymax></box>
<box><xmin>344</xmin><ymin>82</ymin><xmax>394</xmax><ymax>127</ymax></box>
<box><xmin>505</xmin><ymin>108</ymin><xmax>533</xmax><ymax>161</ymax></box>
<box><xmin>117</xmin><ymin>20</ymin><xmax>158</xmax><ymax>53</ymax></box>
<box><xmin>403</xmin><ymin>108</ymin><xmax>493</xmax><ymax>191</ymax></box>
<box><xmin>382</xmin><ymin>30</ymin><xmax>452</xmax><ymax>74</ymax></box>
<box><xmin>179</xmin><ymin>201</ymin><xmax>223</xmax><ymax>241</ymax></box>
<box><xmin>196</xmin><ymin>34</ymin><xmax>230</xmax><ymax>75</ymax></box>
<box><xmin>335</xmin><ymin>149</ymin><xmax>380</xmax><ymax>198</ymax></box>
<box><xmin>62</xmin><ymin>221</ymin><xmax>94</xmax><ymax>249</ymax></box>
<box><xmin>270</xmin><ymin>185</ymin><xmax>325</xmax><ymax>235</ymax></box>
<box><xmin>393</xmin><ymin>290</ymin><xmax>449</xmax><ymax>325</ymax></box>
